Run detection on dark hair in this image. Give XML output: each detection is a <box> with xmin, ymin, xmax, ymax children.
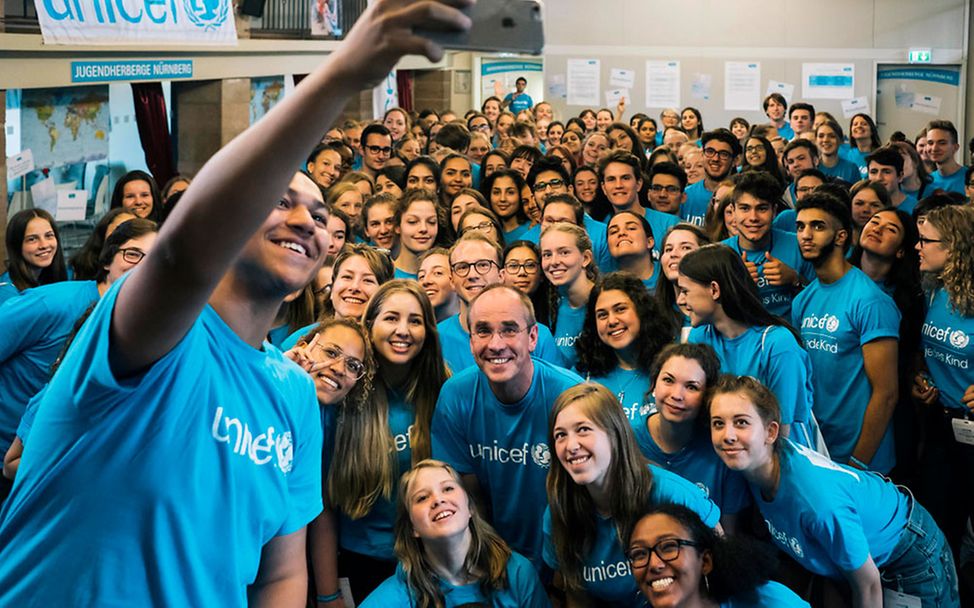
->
<box><xmin>481</xmin><ymin>96</ymin><xmax>502</xmax><ymax>114</ymax></box>
<box><xmin>926</xmin><ymin>119</ymin><xmax>958</xmax><ymax>144</ymax></box>
<box><xmin>405</xmin><ymin>156</ymin><xmax>442</xmax><ymax>193</ymax></box>
<box><xmin>816</xmin><ymin>119</ymin><xmax>845</xmax><ymax>142</ymax></box>
<box><xmin>608</xmin><ymin>209</ymin><xmax>655</xmax><ymax>242</ymax></box>
<box><xmin>655</xmin><ymin>224</ymin><xmax>713</xmax><ymax>327</ymax></box>
<box><xmin>849</xmin><ymin>114</ymin><xmax>881</xmax><ymax>151</ymax></box>
<box><xmin>701</xmin><ymin>129</ymin><xmax>742</xmax><ymax>158</ymax></box>
<box><xmin>630</xmin><ymin>504</ymin><xmax>779</xmax><ymax>603</ymax></box>
<box><xmin>866</xmin><ymin>145</ymin><xmax>905</xmax><ymax>174</ymax></box>
<box><xmin>649</xmin><ymin>161</ymin><xmax>688</xmax><ymax>191</ymax></box>
<box><xmin>503</xmin><ymin>239</ymin><xmax>551</xmax><ymax>325</ymax></box>
<box><xmin>377</xmin><ymin>164</ymin><xmax>406</xmax><ymax>191</ymax></box>
<box><xmin>481</xmin><ymin>168</ymin><xmax>528</xmax><ymax>224</ymax></box>
<box><xmin>606</xmin><ymin>122</ymin><xmax>646</xmax><ymax>160</ymax></box>
<box><xmin>763</xmin><ymin>92</ymin><xmax>787</xmax><ymax>112</ymax></box>
<box><xmin>788</xmin><ymin>102</ymin><xmax>815</xmax><ymax>119</ymax></box>
<box><xmin>679</xmin><ymin>244</ymin><xmax>800</xmax><ymax>341</ymax></box>
<box><xmin>597</xmin><ymin>150</ymin><xmax>642</xmax><ymax>183</ymax></box>
<box><xmin>731</xmin><ymin>170</ymin><xmax>785</xmax><ymax>207</ymax></box>
<box><xmin>361</xmin><ymin>123</ymin><xmax>392</xmax><ymax>146</ymax></box>
<box><xmin>306</xmin><ymin>141</ymin><xmax>346</xmax><ymax>167</ymax></box>
<box><xmin>575</xmin><ymin>272</ymin><xmax>676</xmax><ymax>377</ymax></box>
<box><xmin>542</xmin><ymin>193</ymin><xmax>585</xmax><ymax>225</ymax></box>
<box><xmin>795</xmin><ymin>192</ymin><xmax>853</xmax><ymax>252</ymax></box>
<box><xmin>109</xmin><ymin>170</ymin><xmax>162</xmax><ymax>222</ymax></box>
<box><xmin>647</xmin><ymin>146</ymin><xmax>679</xmax><ymax>167</ymax></box>
<box><xmin>741</xmin><ymin>136</ymin><xmax>785</xmax><ymax>187</ymax></box>
<box><xmin>545</xmin><ymin>146</ymin><xmax>578</xmax><ymax>176</ymax></box>
<box><xmin>94</xmin><ymin>217</ymin><xmax>158</xmax><ymax>283</ymax></box>
<box><xmin>681</xmin><ymin>107</ymin><xmax>704</xmax><ymax>138</ymax></box>
<box><xmin>527</xmin><ymin>157</ymin><xmax>570</xmax><ymax>188</ymax></box>
<box><xmin>70</xmin><ymin>208</ymin><xmax>136</xmax><ymax>280</ymax></box>
<box><xmin>729</xmin><ymin>117</ymin><xmax>750</xmax><ymax>134</ymax></box>
<box><xmin>511</xmin><ymin>145</ymin><xmax>544</xmax><ymax>166</ymax></box>
<box><xmin>566</xmin><ymin>117</ymin><xmax>587</xmax><ymax>133</ymax></box>
<box><xmin>3</xmin><ymin>208</ymin><xmax>67</xmax><ymax>291</ymax></box>
<box><xmin>434</xmin><ymin>122</ymin><xmax>472</xmax><ymax>152</ymax></box>
<box><xmin>783</xmin><ymin>138</ymin><xmax>818</xmax><ymax>161</ymax></box>
<box><xmin>649</xmin><ymin>342</ymin><xmax>721</xmax><ymax>394</ymax></box>
<box><xmin>794</xmin><ymin>168</ymin><xmax>827</xmax><ymax>187</ymax></box>
<box><xmin>572</xmin><ymin>165</ymin><xmax>613</xmax><ymax>222</ymax></box>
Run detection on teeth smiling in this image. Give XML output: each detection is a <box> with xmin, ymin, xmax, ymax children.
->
<box><xmin>277</xmin><ymin>241</ymin><xmax>308</xmax><ymax>256</ymax></box>
<box><xmin>608</xmin><ymin>328</ymin><xmax>626</xmax><ymax>337</ymax></box>
<box><xmin>488</xmin><ymin>357</ymin><xmax>511</xmax><ymax>364</ymax></box>
<box><xmin>568</xmin><ymin>455</ymin><xmax>590</xmax><ymax>465</ymax></box>
<box><xmin>320</xmin><ymin>376</ymin><xmax>339</xmax><ymax>389</ymax></box>
<box><xmin>433</xmin><ymin>510</ymin><xmax>455</xmax><ymax>522</ymax></box>
<box><xmin>651</xmin><ymin>577</ymin><xmax>674</xmax><ymax>591</ymax></box>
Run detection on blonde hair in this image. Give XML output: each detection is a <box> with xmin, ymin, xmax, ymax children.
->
<box><xmin>924</xmin><ymin>205</ymin><xmax>974</xmax><ymax>316</ymax></box>
<box><xmin>394</xmin><ymin>460</ymin><xmax>512</xmax><ymax>608</ymax></box>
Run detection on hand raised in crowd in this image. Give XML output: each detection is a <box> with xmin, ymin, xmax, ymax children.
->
<box><xmin>762</xmin><ymin>251</ymin><xmax>798</xmax><ymax>286</ymax></box>
<box><xmin>740</xmin><ymin>251</ymin><xmax>760</xmax><ymax>284</ymax></box>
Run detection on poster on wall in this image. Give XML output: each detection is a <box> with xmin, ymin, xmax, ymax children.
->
<box><xmin>33</xmin><ymin>0</ymin><xmax>237</xmax><ymax>45</ymax></box>
<box><xmin>310</xmin><ymin>0</ymin><xmax>341</xmax><ymax>36</ymax></box>
<box><xmin>372</xmin><ymin>71</ymin><xmax>398</xmax><ymax>119</ymax></box>
<box><xmin>21</xmin><ymin>86</ymin><xmax>109</xmax><ymax>169</ymax></box>
<box><xmin>645</xmin><ymin>60</ymin><xmax>680</xmax><ymax>108</ymax></box>
<box><xmin>567</xmin><ymin>59</ymin><xmax>600</xmax><ymax>107</ymax></box>
<box><xmin>250</xmin><ymin>76</ymin><xmax>286</xmax><ymax>125</ymax></box>
<box><xmin>481</xmin><ymin>60</ymin><xmax>544</xmax><ymax>106</ymax></box>
<box><xmin>802</xmin><ymin>63</ymin><xmax>855</xmax><ymax>100</ymax></box>
<box><xmin>724</xmin><ymin>62</ymin><xmax>761</xmax><ymax>111</ymax></box>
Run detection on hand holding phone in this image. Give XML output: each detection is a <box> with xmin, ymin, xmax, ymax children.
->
<box><xmin>416</xmin><ymin>0</ymin><xmax>544</xmax><ymax>55</ymax></box>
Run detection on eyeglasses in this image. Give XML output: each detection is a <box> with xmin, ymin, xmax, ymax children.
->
<box><xmin>703</xmin><ymin>147</ymin><xmax>734</xmax><ymax>161</ymax></box>
<box><xmin>917</xmin><ymin>236</ymin><xmax>943</xmax><ymax>247</ymax></box>
<box><xmin>533</xmin><ymin>178</ymin><xmax>565</xmax><ymax>192</ymax></box>
<box><xmin>450</xmin><ymin>259</ymin><xmax>499</xmax><ymax>277</ymax></box>
<box><xmin>504</xmin><ymin>260</ymin><xmax>539</xmax><ymax>274</ymax></box>
<box><xmin>650</xmin><ymin>185</ymin><xmax>681</xmax><ymax>194</ymax></box>
<box><xmin>308</xmin><ymin>342</ymin><xmax>366</xmax><ymax>380</ymax></box>
<box><xmin>117</xmin><ymin>247</ymin><xmax>147</xmax><ymax>264</ymax></box>
<box><xmin>796</xmin><ymin>186</ymin><xmax>818</xmax><ymax>194</ymax></box>
<box><xmin>365</xmin><ymin>145</ymin><xmax>392</xmax><ymax>156</ymax></box>
<box><xmin>625</xmin><ymin>539</ymin><xmax>702</xmax><ymax>568</ymax></box>
<box><xmin>472</xmin><ymin>324</ymin><xmax>533</xmax><ymax>341</ymax></box>
<box><xmin>461</xmin><ymin>221</ymin><xmax>495</xmax><ymax>235</ymax></box>
<box><xmin>744</xmin><ymin>145</ymin><xmax>764</xmax><ymax>154</ymax></box>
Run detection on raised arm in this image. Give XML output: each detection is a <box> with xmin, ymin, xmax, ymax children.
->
<box><xmin>110</xmin><ymin>0</ymin><xmax>472</xmax><ymax>375</ymax></box>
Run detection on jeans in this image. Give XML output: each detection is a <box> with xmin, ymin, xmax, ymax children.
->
<box><xmin>880</xmin><ymin>490</ymin><xmax>960</xmax><ymax>607</ymax></box>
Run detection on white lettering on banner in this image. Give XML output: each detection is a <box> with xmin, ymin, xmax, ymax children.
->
<box><xmin>34</xmin><ymin>0</ymin><xmax>237</xmax><ymax>46</ymax></box>
<box><xmin>583</xmin><ymin>560</ymin><xmax>632</xmax><ymax>583</ymax></box>
<box><xmin>211</xmin><ymin>406</ymin><xmax>294</xmax><ymax>474</ymax></box>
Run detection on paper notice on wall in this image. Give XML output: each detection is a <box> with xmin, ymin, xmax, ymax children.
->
<box><xmin>691</xmin><ymin>74</ymin><xmax>712</xmax><ymax>100</ymax></box>
<box><xmin>7</xmin><ymin>149</ymin><xmax>34</xmax><ymax>180</ymax></box>
<box><xmin>841</xmin><ymin>96</ymin><xmax>870</xmax><ymax>118</ymax></box>
<box><xmin>646</xmin><ymin>60</ymin><xmax>680</xmax><ymax>108</ymax></box>
<box><xmin>547</xmin><ymin>74</ymin><xmax>567</xmax><ymax>99</ymax></box>
<box><xmin>802</xmin><ymin>63</ymin><xmax>855</xmax><ymax>99</ymax></box>
<box><xmin>911</xmin><ymin>94</ymin><xmax>942</xmax><ymax>115</ymax></box>
<box><xmin>894</xmin><ymin>84</ymin><xmax>916</xmax><ymax>109</ymax></box>
<box><xmin>567</xmin><ymin>59</ymin><xmax>600</xmax><ymax>106</ymax></box>
<box><xmin>724</xmin><ymin>62</ymin><xmax>761</xmax><ymax>111</ymax></box>
<box><xmin>610</xmin><ymin>68</ymin><xmax>636</xmax><ymax>89</ymax></box>
<box><xmin>605</xmin><ymin>88</ymin><xmax>629</xmax><ymax>107</ymax></box>
<box><xmin>765</xmin><ymin>80</ymin><xmax>795</xmax><ymax>103</ymax></box>
<box><xmin>56</xmin><ymin>189</ymin><xmax>87</xmax><ymax>221</ymax></box>
<box><xmin>29</xmin><ymin>177</ymin><xmax>57</xmax><ymax>215</ymax></box>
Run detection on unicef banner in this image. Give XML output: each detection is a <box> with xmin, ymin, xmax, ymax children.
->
<box><xmin>34</xmin><ymin>0</ymin><xmax>237</xmax><ymax>45</ymax></box>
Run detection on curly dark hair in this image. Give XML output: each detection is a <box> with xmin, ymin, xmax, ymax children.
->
<box><xmin>575</xmin><ymin>272</ymin><xmax>676</xmax><ymax>377</ymax></box>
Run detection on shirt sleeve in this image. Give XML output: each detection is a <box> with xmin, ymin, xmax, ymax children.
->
<box><xmin>541</xmin><ymin>508</ymin><xmax>558</xmax><ymax>569</ymax></box>
<box><xmin>0</xmin><ymin>292</ymin><xmax>55</xmax><ymax>363</ymax></box>
<box><xmin>276</xmin><ymin>374</ymin><xmax>324</xmax><ymax>537</ymax></box>
<box><xmin>763</xmin><ymin>330</ymin><xmax>813</xmax><ymax>426</ymax></box>
<box><xmin>431</xmin><ymin>378</ymin><xmax>475</xmax><ymax>474</ymax></box>
<box><xmin>650</xmin><ymin>466</ymin><xmax>722</xmax><ymax>528</ymax></box>
<box><xmin>360</xmin><ymin>572</ymin><xmax>411</xmax><ymax>607</ymax></box>
<box><xmin>855</xmin><ymin>290</ymin><xmax>901</xmax><ymax>346</ymax></box>
<box><xmin>509</xmin><ymin>551</ymin><xmax>553</xmax><ymax>608</ymax></box>
<box><xmin>535</xmin><ymin>324</ymin><xmax>569</xmax><ymax>368</ymax></box>
<box><xmin>805</xmin><ymin>504</ymin><xmax>871</xmax><ymax>572</ymax></box>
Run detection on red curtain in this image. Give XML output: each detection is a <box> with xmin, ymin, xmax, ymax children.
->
<box><xmin>396</xmin><ymin>70</ymin><xmax>414</xmax><ymax>112</ymax></box>
<box><xmin>131</xmin><ymin>82</ymin><xmax>176</xmax><ymax>188</ymax></box>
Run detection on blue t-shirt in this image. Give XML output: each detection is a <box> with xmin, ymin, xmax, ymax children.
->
<box><xmin>640</xmin><ymin>207</ymin><xmax>680</xmax><ymax>259</ymax></box>
<box><xmin>280</xmin><ymin>322</ymin><xmax>316</xmax><ymax>351</ymax></box>
<box><xmin>721</xmin><ymin>582</ymin><xmax>811</xmax><ymax>608</ymax></box>
<box><xmin>0</xmin><ymin>280</ymin><xmax>101</xmax><ymax>454</ymax></box>
<box><xmin>641</xmin><ymin>261</ymin><xmax>662</xmax><ymax>292</ymax></box>
<box><xmin>930</xmin><ymin>166</ymin><xmax>967</xmax><ymax>196</ymax></box>
<box><xmin>437</xmin><ymin>313</ymin><xmax>566</xmax><ymax>373</ymax></box>
<box><xmin>633</xmin><ymin>411</ymin><xmax>751</xmax><ymax>514</ymax></box>
<box><xmin>777</xmin><ymin>123</ymin><xmax>795</xmax><ymax>141</ymax></box>
<box><xmin>266</xmin><ymin>323</ymin><xmax>293</xmax><ymax>348</ymax></box>
<box><xmin>792</xmin><ymin>267</ymin><xmax>900</xmax><ymax>473</ymax></box>
<box><xmin>681</xmin><ymin>180</ymin><xmax>712</xmax><ymax>226</ymax></box>
<box><xmin>772</xmin><ymin>209</ymin><xmax>796</xmax><ymax>232</ymax></box>
<box><xmin>432</xmin><ymin>359</ymin><xmax>583</xmax><ymax>565</ymax></box>
<box><xmin>589</xmin><ymin>366</ymin><xmax>652</xmax><ymax>426</ymax></box>
<box><xmin>0</xmin><ymin>279</ymin><xmax>323</xmax><ymax>606</ymax></box>
<box><xmin>505</xmin><ymin>222</ymin><xmax>541</xmax><ymax>245</ymax></box>
<box><xmin>503</xmin><ymin>92</ymin><xmax>534</xmax><ymax>114</ymax></box>
<box><xmin>819</xmin><ymin>158</ymin><xmax>862</xmax><ymax>184</ymax></box>
<box><xmin>337</xmin><ymin>389</ymin><xmax>414</xmax><ymax>560</ymax></box>
<box><xmin>393</xmin><ymin>267</ymin><xmax>418</xmax><ymax>281</ymax></box>
<box><xmin>688</xmin><ymin>325</ymin><xmax>813</xmax><ymax>429</ymax></box>
<box><xmin>553</xmin><ymin>296</ymin><xmax>587</xmax><ymax>369</ymax></box>
<box><xmin>921</xmin><ymin>288</ymin><xmax>974</xmax><ymax>411</ymax></box>
<box><xmin>0</xmin><ymin>272</ymin><xmax>19</xmax><ymax>306</ymax></box>
<box><xmin>542</xmin><ymin>465</ymin><xmax>719</xmax><ymax>606</ymax></box>
<box><xmin>753</xmin><ymin>441</ymin><xmax>908</xmax><ymax>579</ymax></box>
<box><xmin>722</xmin><ymin>231</ymin><xmax>816</xmax><ymax>317</ymax></box>
<box><xmin>841</xmin><ymin>147</ymin><xmax>869</xmax><ymax>178</ymax></box>
<box><xmin>361</xmin><ymin>551</ymin><xmax>550</xmax><ymax>608</ymax></box>
<box><xmin>584</xmin><ymin>214</ymin><xmax>613</xmax><ymax>271</ymax></box>
<box><xmin>894</xmin><ymin>193</ymin><xmax>918</xmax><ymax>216</ymax></box>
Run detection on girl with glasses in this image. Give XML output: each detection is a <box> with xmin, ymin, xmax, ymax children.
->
<box><xmin>544</xmin><ymin>383</ymin><xmax>720</xmax><ymax>607</ymax></box>
<box><xmin>458</xmin><ymin>206</ymin><xmax>505</xmax><ymax>248</ymax></box>
<box><xmin>503</xmin><ymin>240</ymin><xmax>551</xmax><ymax>327</ymax></box>
<box><xmin>627</xmin><ymin>504</ymin><xmax>809</xmax><ymax>607</ymax></box>
<box><xmin>330</xmin><ymin>280</ymin><xmax>449</xmax><ymax>603</ymax></box>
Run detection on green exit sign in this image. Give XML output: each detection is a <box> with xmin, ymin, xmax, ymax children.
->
<box><xmin>909</xmin><ymin>48</ymin><xmax>933</xmax><ymax>63</ymax></box>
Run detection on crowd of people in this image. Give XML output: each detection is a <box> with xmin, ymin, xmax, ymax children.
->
<box><xmin>0</xmin><ymin>2</ymin><xmax>972</xmax><ymax>606</ymax></box>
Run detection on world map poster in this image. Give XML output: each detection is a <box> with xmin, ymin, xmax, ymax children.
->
<box><xmin>21</xmin><ymin>86</ymin><xmax>109</xmax><ymax>169</ymax></box>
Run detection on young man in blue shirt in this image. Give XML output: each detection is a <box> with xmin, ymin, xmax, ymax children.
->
<box><xmin>0</xmin><ymin>3</ymin><xmax>474</xmax><ymax>606</ymax></box>
<box><xmin>432</xmin><ymin>284</ymin><xmax>582</xmax><ymax>567</ymax></box>
<box><xmin>788</xmin><ymin>102</ymin><xmax>815</xmax><ymax>139</ymax></box>
<box><xmin>599</xmin><ymin>151</ymin><xmax>677</xmax><ymax>259</ymax></box>
<box><xmin>926</xmin><ymin>120</ymin><xmax>968</xmax><ymax>195</ymax></box>
<box><xmin>792</xmin><ymin>193</ymin><xmax>900</xmax><ymax>473</ymax></box>
<box><xmin>502</xmin><ymin>77</ymin><xmax>534</xmax><ymax>114</ymax></box>
<box><xmin>647</xmin><ymin>161</ymin><xmax>687</xmax><ymax>217</ymax></box>
<box><xmin>867</xmin><ymin>145</ymin><xmax>918</xmax><ymax>214</ymax></box>
<box><xmin>763</xmin><ymin>92</ymin><xmax>793</xmax><ymax>141</ymax></box>
<box><xmin>682</xmin><ymin>129</ymin><xmax>739</xmax><ymax>226</ymax></box>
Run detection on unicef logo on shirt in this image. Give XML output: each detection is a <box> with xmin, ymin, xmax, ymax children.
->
<box><xmin>789</xmin><ymin>537</ymin><xmax>805</xmax><ymax>558</ymax></box>
<box><xmin>183</xmin><ymin>0</ymin><xmax>229</xmax><ymax>30</ymax></box>
<box><xmin>825</xmin><ymin>315</ymin><xmax>840</xmax><ymax>333</ymax></box>
<box><xmin>276</xmin><ymin>432</ymin><xmax>294</xmax><ymax>474</ymax></box>
<box><xmin>531</xmin><ymin>443</ymin><xmax>551</xmax><ymax>468</ymax></box>
<box><xmin>950</xmin><ymin>329</ymin><xmax>970</xmax><ymax>350</ymax></box>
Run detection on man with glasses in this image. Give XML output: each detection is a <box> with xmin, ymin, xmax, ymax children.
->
<box><xmin>360</xmin><ymin>123</ymin><xmax>393</xmax><ymax>179</ymax></box>
<box><xmin>528</xmin><ymin>160</ymin><xmax>612</xmax><ymax>270</ymax></box>
<box><xmin>436</xmin><ymin>233</ymin><xmax>563</xmax><ymax>373</ymax></box>
<box><xmin>682</xmin><ymin>129</ymin><xmax>740</xmax><ymax>227</ymax></box>
<box><xmin>432</xmin><ymin>283</ymin><xmax>582</xmax><ymax>567</ymax></box>
<box><xmin>599</xmin><ymin>151</ymin><xmax>677</xmax><ymax>260</ymax></box>
<box><xmin>647</xmin><ymin>161</ymin><xmax>688</xmax><ymax>216</ymax></box>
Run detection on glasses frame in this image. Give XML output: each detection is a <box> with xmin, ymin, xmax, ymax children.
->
<box><xmin>117</xmin><ymin>247</ymin><xmax>147</xmax><ymax>264</ymax></box>
<box><xmin>307</xmin><ymin>341</ymin><xmax>367</xmax><ymax>380</ymax></box>
<box><xmin>450</xmin><ymin>259</ymin><xmax>499</xmax><ymax>277</ymax></box>
<box><xmin>471</xmin><ymin>323</ymin><xmax>534</xmax><ymax>342</ymax></box>
<box><xmin>504</xmin><ymin>260</ymin><xmax>540</xmax><ymax>275</ymax></box>
<box><xmin>625</xmin><ymin>538</ymin><xmax>702</xmax><ymax>569</ymax></box>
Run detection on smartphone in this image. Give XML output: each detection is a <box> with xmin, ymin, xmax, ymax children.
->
<box><xmin>416</xmin><ymin>0</ymin><xmax>544</xmax><ymax>55</ymax></box>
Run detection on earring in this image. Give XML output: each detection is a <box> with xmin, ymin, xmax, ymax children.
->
<box><xmin>704</xmin><ymin>574</ymin><xmax>710</xmax><ymax>595</ymax></box>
